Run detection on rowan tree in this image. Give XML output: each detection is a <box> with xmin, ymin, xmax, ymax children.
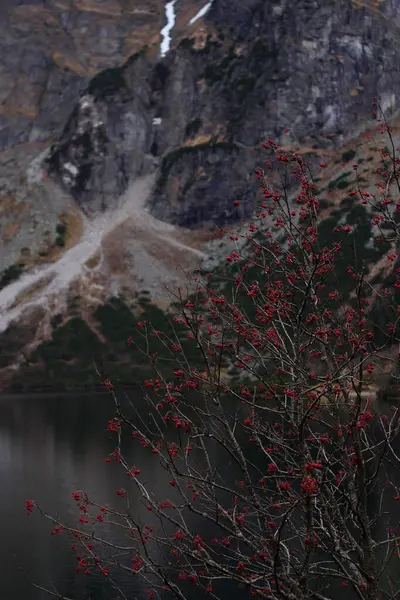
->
<box><xmin>31</xmin><ymin>103</ymin><xmax>400</xmax><ymax>600</ymax></box>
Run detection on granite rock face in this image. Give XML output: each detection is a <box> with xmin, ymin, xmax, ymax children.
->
<box><xmin>0</xmin><ymin>0</ymin><xmax>163</xmax><ymax>149</ymax></box>
<box><xmin>46</xmin><ymin>54</ymin><xmax>157</xmax><ymax>212</ymax></box>
<box><xmin>44</xmin><ymin>0</ymin><xmax>400</xmax><ymax>226</ymax></box>
<box><xmin>0</xmin><ymin>0</ymin><xmax>212</xmax><ymax>271</ymax></box>
<box><xmin>2</xmin><ymin>0</ymin><xmax>400</xmax><ymax>242</ymax></box>
<box><xmin>1</xmin><ymin>0</ymin><xmax>400</xmax><ymax>264</ymax></box>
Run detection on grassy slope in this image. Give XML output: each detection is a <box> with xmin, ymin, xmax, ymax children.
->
<box><xmin>8</xmin><ymin>119</ymin><xmax>400</xmax><ymax>392</ymax></box>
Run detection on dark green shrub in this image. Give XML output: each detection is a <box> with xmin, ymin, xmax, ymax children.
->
<box><xmin>179</xmin><ymin>37</ymin><xmax>195</xmax><ymax>50</ymax></box>
<box><xmin>51</xmin><ymin>314</ymin><xmax>63</xmax><ymax>329</ymax></box>
<box><xmin>340</xmin><ymin>196</ymin><xmax>353</xmax><ymax>208</ymax></box>
<box><xmin>328</xmin><ymin>171</ymin><xmax>352</xmax><ymax>190</ymax></box>
<box><xmin>318</xmin><ymin>198</ymin><xmax>333</xmax><ymax>209</ymax></box>
<box><xmin>30</xmin><ymin>317</ymin><xmax>104</xmax><ymax>364</ymax></box>
<box><xmin>185</xmin><ymin>117</ymin><xmax>203</xmax><ymax>138</ymax></box>
<box><xmin>94</xmin><ymin>297</ymin><xmax>137</xmax><ymax>346</ymax></box>
<box><xmin>0</xmin><ymin>263</ymin><xmax>24</xmax><ymax>291</ymax></box>
<box><xmin>341</xmin><ymin>148</ymin><xmax>356</xmax><ymax>162</ymax></box>
<box><xmin>337</xmin><ymin>179</ymin><xmax>350</xmax><ymax>189</ymax></box>
<box><xmin>56</xmin><ymin>223</ymin><xmax>66</xmax><ymax>236</ymax></box>
<box><xmin>88</xmin><ymin>67</ymin><xmax>126</xmax><ymax>98</ymax></box>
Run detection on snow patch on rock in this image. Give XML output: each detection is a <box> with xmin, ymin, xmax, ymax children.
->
<box><xmin>160</xmin><ymin>0</ymin><xmax>176</xmax><ymax>57</ymax></box>
<box><xmin>188</xmin><ymin>2</ymin><xmax>213</xmax><ymax>25</ymax></box>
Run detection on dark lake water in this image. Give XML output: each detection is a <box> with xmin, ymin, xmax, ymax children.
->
<box><xmin>0</xmin><ymin>393</ymin><xmax>149</xmax><ymax>600</ymax></box>
<box><xmin>0</xmin><ymin>392</ymin><xmax>246</xmax><ymax>600</ymax></box>
<box><xmin>0</xmin><ymin>392</ymin><xmax>252</xmax><ymax>600</ymax></box>
<box><xmin>1</xmin><ymin>392</ymin><xmax>400</xmax><ymax>600</ymax></box>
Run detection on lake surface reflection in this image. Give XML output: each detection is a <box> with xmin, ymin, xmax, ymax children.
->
<box><xmin>1</xmin><ymin>392</ymin><xmax>399</xmax><ymax>600</ymax></box>
<box><xmin>0</xmin><ymin>393</ymin><xmax>158</xmax><ymax>600</ymax></box>
<box><xmin>0</xmin><ymin>393</ymin><xmax>247</xmax><ymax>600</ymax></box>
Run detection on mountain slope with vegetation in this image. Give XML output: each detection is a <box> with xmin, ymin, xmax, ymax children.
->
<box><xmin>2</xmin><ymin>118</ymin><xmax>400</xmax><ymax>393</ymax></box>
<box><xmin>1</xmin><ymin>0</ymin><xmax>400</xmax><ymax>391</ymax></box>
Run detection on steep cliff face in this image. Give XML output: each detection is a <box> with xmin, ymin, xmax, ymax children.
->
<box><xmin>44</xmin><ymin>0</ymin><xmax>400</xmax><ymax>226</ymax></box>
<box><xmin>45</xmin><ymin>53</ymin><xmax>157</xmax><ymax>212</ymax></box>
<box><xmin>0</xmin><ymin>0</ymin><xmax>191</xmax><ymax>270</ymax></box>
<box><xmin>0</xmin><ymin>0</ymin><xmax>163</xmax><ymax>149</ymax></box>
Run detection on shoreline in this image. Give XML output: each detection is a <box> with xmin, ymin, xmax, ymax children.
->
<box><xmin>0</xmin><ymin>382</ymin><xmax>140</xmax><ymax>397</ymax></box>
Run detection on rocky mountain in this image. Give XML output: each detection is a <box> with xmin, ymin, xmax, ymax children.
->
<box><xmin>0</xmin><ymin>0</ymin><xmax>165</xmax><ymax>149</ymax></box>
<box><xmin>1</xmin><ymin>0</ymin><xmax>400</xmax><ymax>392</ymax></box>
<box><xmin>45</xmin><ymin>0</ymin><xmax>400</xmax><ymax>227</ymax></box>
